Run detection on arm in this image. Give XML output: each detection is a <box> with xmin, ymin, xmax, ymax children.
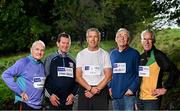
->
<box><xmin>95</xmin><ymin>51</ymin><xmax>112</xmax><ymax>93</ymax></box>
<box><xmin>76</xmin><ymin>67</ymin><xmax>93</xmax><ymax>98</ymax></box>
<box><xmin>44</xmin><ymin>56</ymin><xmax>53</xmax><ymax>98</ymax></box>
<box><xmin>1</xmin><ymin>60</ymin><xmax>24</xmax><ymax>95</ymax></box>
<box><xmin>97</xmin><ymin>68</ymin><xmax>112</xmax><ymax>90</ymax></box>
<box><xmin>128</xmin><ymin>51</ymin><xmax>140</xmax><ymax>94</ymax></box>
<box><xmin>76</xmin><ymin>67</ymin><xmax>91</xmax><ymax>91</ymax></box>
<box><xmin>71</xmin><ymin>66</ymin><xmax>79</xmax><ymax>96</ymax></box>
<box><xmin>151</xmin><ymin>50</ymin><xmax>180</xmax><ymax>96</ymax></box>
<box><xmin>156</xmin><ymin>50</ymin><xmax>180</xmax><ymax>89</ymax></box>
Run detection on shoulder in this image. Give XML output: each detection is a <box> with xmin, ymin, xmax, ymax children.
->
<box><xmin>77</xmin><ymin>48</ymin><xmax>90</xmax><ymax>58</ymax></box>
<box><xmin>99</xmin><ymin>48</ymin><xmax>108</xmax><ymax>54</ymax></box>
<box><xmin>98</xmin><ymin>48</ymin><xmax>111</xmax><ymax>58</ymax></box>
<box><xmin>154</xmin><ymin>48</ymin><xmax>167</xmax><ymax>57</ymax></box>
<box><xmin>154</xmin><ymin>48</ymin><xmax>170</xmax><ymax>64</ymax></box>
<box><xmin>77</xmin><ymin>48</ymin><xmax>88</xmax><ymax>54</ymax></box>
<box><xmin>45</xmin><ymin>52</ymin><xmax>59</xmax><ymax>62</ymax></box>
<box><xmin>67</xmin><ymin>54</ymin><xmax>76</xmax><ymax>64</ymax></box>
<box><xmin>11</xmin><ymin>57</ymin><xmax>31</xmax><ymax>69</ymax></box>
<box><xmin>17</xmin><ymin>57</ymin><xmax>30</xmax><ymax>64</ymax></box>
<box><xmin>128</xmin><ymin>47</ymin><xmax>139</xmax><ymax>54</ymax></box>
<box><xmin>109</xmin><ymin>48</ymin><xmax>118</xmax><ymax>56</ymax></box>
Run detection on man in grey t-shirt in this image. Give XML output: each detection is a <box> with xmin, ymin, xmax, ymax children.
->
<box><xmin>76</xmin><ymin>28</ymin><xmax>112</xmax><ymax>110</ymax></box>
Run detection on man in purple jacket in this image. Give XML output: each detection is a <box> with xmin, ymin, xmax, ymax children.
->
<box><xmin>1</xmin><ymin>40</ymin><xmax>46</xmax><ymax>110</ymax></box>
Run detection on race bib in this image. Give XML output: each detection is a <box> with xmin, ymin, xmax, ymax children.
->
<box><xmin>33</xmin><ymin>77</ymin><xmax>46</xmax><ymax>89</ymax></box>
<box><xmin>57</xmin><ymin>67</ymin><xmax>73</xmax><ymax>78</ymax></box>
<box><xmin>84</xmin><ymin>65</ymin><xmax>101</xmax><ymax>75</ymax></box>
<box><xmin>139</xmin><ymin>66</ymin><xmax>150</xmax><ymax>77</ymax></box>
<box><xmin>113</xmin><ymin>63</ymin><xmax>126</xmax><ymax>73</ymax></box>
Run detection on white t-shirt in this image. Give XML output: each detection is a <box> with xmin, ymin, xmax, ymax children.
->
<box><xmin>76</xmin><ymin>48</ymin><xmax>112</xmax><ymax>85</ymax></box>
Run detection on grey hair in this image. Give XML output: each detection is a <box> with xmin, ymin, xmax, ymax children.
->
<box><xmin>141</xmin><ymin>29</ymin><xmax>156</xmax><ymax>43</ymax></box>
<box><xmin>86</xmin><ymin>28</ymin><xmax>101</xmax><ymax>38</ymax></box>
<box><xmin>31</xmin><ymin>40</ymin><xmax>45</xmax><ymax>49</ymax></box>
<box><xmin>116</xmin><ymin>28</ymin><xmax>130</xmax><ymax>38</ymax></box>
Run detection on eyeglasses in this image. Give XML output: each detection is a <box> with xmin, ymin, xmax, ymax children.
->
<box><xmin>141</xmin><ymin>38</ymin><xmax>153</xmax><ymax>42</ymax></box>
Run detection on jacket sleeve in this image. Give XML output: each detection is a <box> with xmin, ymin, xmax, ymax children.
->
<box><xmin>44</xmin><ymin>57</ymin><xmax>53</xmax><ymax>97</ymax></box>
<box><xmin>1</xmin><ymin>59</ymin><xmax>24</xmax><ymax>95</ymax></box>
<box><xmin>71</xmin><ymin>66</ymin><xmax>79</xmax><ymax>96</ymax></box>
<box><xmin>129</xmin><ymin>51</ymin><xmax>140</xmax><ymax>93</ymax></box>
<box><xmin>156</xmin><ymin>50</ymin><xmax>180</xmax><ymax>89</ymax></box>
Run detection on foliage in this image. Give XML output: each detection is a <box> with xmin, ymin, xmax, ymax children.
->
<box><xmin>52</xmin><ymin>0</ymin><xmax>116</xmax><ymax>46</ymax></box>
<box><xmin>152</xmin><ymin>0</ymin><xmax>180</xmax><ymax>28</ymax></box>
<box><xmin>0</xmin><ymin>0</ymin><xmax>159</xmax><ymax>54</ymax></box>
<box><xmin>0</xmin><ymin>0</ymin><xmax>52</xmax><ymax>54</ymax></box>
<box><xmin>153</xmin><ymin>0</ymin><xmax>180</xmax><ymax>21</ymax></box>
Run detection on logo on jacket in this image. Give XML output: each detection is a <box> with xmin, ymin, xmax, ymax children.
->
<box><xmin>69</xmin><ymin>62</ymin><xmax>74</xmax><ymax>68</ymax></box>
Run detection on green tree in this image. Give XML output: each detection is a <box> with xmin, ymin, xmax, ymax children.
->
<box><xmin>0</xmin><ymin>0</ymin><xmax>52</xmax><ymax>54</ymax></box>
<box><xmin>153</xmin><ymin>0</ymin><xmax>180</xmax><ymax>27</ymax></box>
<box><xmin>52</xmin><ymin>0</ymin><xmax>116</xmax><ymax>47</ymax></box>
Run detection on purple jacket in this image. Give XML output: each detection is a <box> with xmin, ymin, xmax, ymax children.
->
<box><xmin>2</xmin><ymin>55</ymin><xmax>46</xmax><ymax>109</ymax></box>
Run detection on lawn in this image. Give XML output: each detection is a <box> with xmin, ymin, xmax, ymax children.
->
<box><xmin>0</xmin><ymin>29</ymin><xmax>179</xmax><ymax>109</ymax></box>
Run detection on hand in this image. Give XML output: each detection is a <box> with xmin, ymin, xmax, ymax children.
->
<box><xmin>152</xmin><ymin>88</ymin><xmax>167</xmax><ymax>97</ymax></box>
<box><xmin>125</xmin><ymin>89</ymin><xmax>133</xmax><ymax>96</ymax></box>
<box><xmin>66</xmin><ymin>94</ymin><xmax>74</xmax><ymax>105</ymax></box>
<box><xmin>90</xmin><ymin>87</ymin><xmax>100</xmax><ymax>95</ymax></box>
<box><xmin>21</xmin><ymin>92</ymin><xmax>28</xmax><ymax>101</ymax></box>
<box><xmin>84</xmin><ymin>90</ymin><xmax>93</xmax><ymax>98</ymax></box>
<box><xmin>49</xmin><ymin>94</ymin><xmax>60</xmax><ymax>107</ymax></box>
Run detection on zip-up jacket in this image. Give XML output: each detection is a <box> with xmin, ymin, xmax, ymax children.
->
<box><xmin>44</xmin><ymin>51</ymin><xmax>78</xmax><ymax>104</ymax></box>
<box><xmin>139</xmin><ymin>46</ymin><xmax>180</xmax><ymax>100</ymax></box>
<box><xmin>2</xmin><ymin>55</ymin><xmax>45</xmax><ymax>109</ymax></box>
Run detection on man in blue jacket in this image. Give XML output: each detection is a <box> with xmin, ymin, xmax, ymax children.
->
<box><xmin>2</xmin><ymin>40</ymin><xmax>46</xmax><ymax>110</ymax></box>
<box><xmin>44</xmin><ymin>32</ymin><xmax>78</xmax><ymax>110</ymax></box>
<box><xmin>109</xmin><ymin>28</ymin><xmax>140</xmax><ymax>110</ymax></box>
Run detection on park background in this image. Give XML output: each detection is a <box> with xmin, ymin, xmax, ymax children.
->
<box><xmin>0</xmin><ymin>0</ymin><xmax>179</xmax><ymax>110</ymax></box>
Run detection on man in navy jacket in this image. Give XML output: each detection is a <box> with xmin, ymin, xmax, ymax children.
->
<box><xmin>44</xmin><ymin>33</ymin><xmax>78</xmax><ymax>110</ymax></box>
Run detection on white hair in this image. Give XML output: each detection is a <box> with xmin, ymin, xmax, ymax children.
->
<box><xmin>141</xmin><ymin>29</ymin><xmax>156</xmax><ymax>43</ymax></box>
<box><xmin>116</xmin><ymin>28</ymin><xmax>130</xmax><ymax>38</ymax></box>
<box><xmin>31</xmin><ymin>40</ymin><xmax>45</xmax><ymax>49</ymax></box>
<box><xmin>86</xmin><ymin>28</ymin><xmax>101</xmax><ymax>38</ymax></box>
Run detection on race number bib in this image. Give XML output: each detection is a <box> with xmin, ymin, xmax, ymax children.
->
<box><xmin>139</xmin><ymin>66</ymin><xmax>150</xmax><ymax>77</ymax></box>
<box><xmin>57</xmin><ymin>67</ymin><xmax>73</xmax><ymax>78</ymax></box>
<box><xmin>113</xmin><ymin>63</ymin><xmax>126</xmax><ymax>73</ymax></box>
<box><xmin>84</xmin><ymin>65</ymin><xmax>101</xmax><ymax>75</ymax></box>
<box><xmin>33</xmin><ymin>77</ymin><xmax>46</xmax><ymax>89</ymax></box>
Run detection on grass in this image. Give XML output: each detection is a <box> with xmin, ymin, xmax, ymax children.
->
<box><xmin>0</xmin><ymin>29</ymin><xmax>179</xmax><ymax>109</ymax></box>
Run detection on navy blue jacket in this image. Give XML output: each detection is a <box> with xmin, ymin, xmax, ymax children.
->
<box><xmin>44</xmin><ymin>51</ymin><xmax>78</xmax><ymax>104</ymax></box>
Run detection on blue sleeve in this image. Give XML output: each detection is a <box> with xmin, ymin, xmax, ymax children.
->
<box><xmin>72</xmin><ymin>65</ymin><xmax>79</xmax><ymax>96</ymax></box>
<box><xmin>1</xmin><ymin>59</ymin><xmax>24</xmax><ymax>95</ymax></box>
<box><xmin>129</xmin><ymin>51</ymin><xmax>140</xmax><ymax>93</ymax></box>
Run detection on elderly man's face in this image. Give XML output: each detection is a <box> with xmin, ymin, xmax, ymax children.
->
<box><xmin>141</xmin><ymin>32</ymin><xmax>153</xmax><ymax>51</ymax></box>
<box><xmin>31</xmin><ymin>43</ymin><xmax>45</xmax><ymax>60</ymax></box>
<box><xmin>116</xmin><ymin>31</ymin><xmax>129</xmax><ymax>48</ymax></box>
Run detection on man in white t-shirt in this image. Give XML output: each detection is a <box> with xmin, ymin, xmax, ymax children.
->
<box><xmin>76</xmin><ymin>28</ymin><xmax>112</xmax><ymax>110</ymax></box>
